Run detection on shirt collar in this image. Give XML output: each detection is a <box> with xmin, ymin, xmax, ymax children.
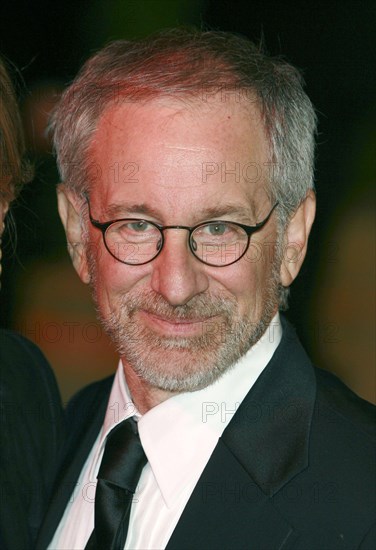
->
<box><xmin>88</xmin><ymin>367</ymin><xmax>141</xmax><ymax>482</ymax></box>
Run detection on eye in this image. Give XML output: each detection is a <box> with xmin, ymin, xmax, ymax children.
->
<box><xmin>109</xmin><ymin>220</ymin><xmax>159</xmax><ymax>240</ymax></box>
<box><xmin>192</xmin><ymin>221</ymin><xmax>245</xmax><ymax>245</ymax></box>
<box><xmin>204</xmin><ymin>222</ymin><xmax>228</xmax><ymax>236</ymax></box>
<box><xmin>128</xmin><ymin>220</ymin><xmax>153</xmax><ymax>232</ymax></box>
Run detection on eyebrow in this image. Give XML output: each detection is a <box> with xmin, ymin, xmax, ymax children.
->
<box><xmin>102</xmin><ymin>201</ymin><xmax>256</xmax><ymax>223</ymax></box>
<box><xmin>105</xmin><ymin>202</ymin><xmax>161</xmax><ymax>219</ymax></box>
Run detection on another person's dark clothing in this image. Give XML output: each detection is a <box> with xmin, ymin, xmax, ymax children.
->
<box><xmin>0</xmin><ymin>330</ymin><xmax>65</xmax><ymax>550</ymax></box>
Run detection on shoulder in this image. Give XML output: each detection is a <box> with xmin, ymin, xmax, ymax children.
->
<box><xmin>0</xmin><ymin>328</ymin><xmax>48</xmax><ymax>362</ymax></box>
<box><xmin>313</xmin><ymin>366</ymin><xmax>375</xmax><ymax>440</ymax></box>
<box><xmin>0</xmin><ymin>329</ymin><xmax>64</xmax><ymax>473</ymax></box>
<box><xmin>309</xmin><ymin>366</ymin><xmax>375</xmax><ymax>509</ymax></box>
<box><xmin>0</xmin><ymin>329</ymin><xmax>63</xmax><ymax>409</ymax></box>
<box><xmin>279</xmin><ymin>318</ymin><xmax>375</xmax><ymax>440</ymax></box>
<box><xmin>0</xmin><ymin>328</ymin><xmax>45</xmax><ymax>352</ymax></box>
<box><xmin>0</xmin><ymin>329</ymin><xmax>55</xmax><ymax>387</ymax></box>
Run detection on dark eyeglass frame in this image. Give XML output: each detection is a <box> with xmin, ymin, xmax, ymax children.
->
<box><xmin>85</xmin><ymin>198</ymin><xmax>279</xmax><ymax>267</ymax></box>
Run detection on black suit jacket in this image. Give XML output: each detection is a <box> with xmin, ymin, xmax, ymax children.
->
<box><xmin>37</xmin><ymin>318</ymin><xmax>375</xmax><ymax>549</ymax></box>
<box><xmin>0</xmin><ymin>330</ymin><xmax>65</xmax><ymax>550</ymax></box>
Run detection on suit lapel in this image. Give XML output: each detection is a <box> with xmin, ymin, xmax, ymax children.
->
<box><xmin>222</xmin><ymin>316</ymin><xmax>316</xmax><ymax>495</ymax></box>
<box><xmin>167</xmin><ymin>317</ymin><xmax>316</xmax><ymax>549</ymax></box>
<box><xmin>166</xmin><ymin>439</ymin><xmax>297</xmax><ymax>550</ymax></box>
<box><xmin>36</xmin><ymin>377</ymin><xmax>113</xmax><ymax>549</ymax></box>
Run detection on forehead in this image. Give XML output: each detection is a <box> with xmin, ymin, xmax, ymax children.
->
<box><xmin>88</xmin><ymin>96</ymin><xmax>270</xmax><ymax>220</ymax></box>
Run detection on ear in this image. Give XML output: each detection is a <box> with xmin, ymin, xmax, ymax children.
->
<box><xmin>280</xmin><ymin>190</ymin><xmax>316</xmax><ymax>287</ymax></box>
<box><xmin>57</xmin><ymin>185</ymin><xmax>91</xmax><ymax>284</ymax></box>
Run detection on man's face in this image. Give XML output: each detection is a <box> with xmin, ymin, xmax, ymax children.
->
<box><xmin>82</xmin><ymin>97</ymin><xmax>281</xmax><ymax>392</ymax></box>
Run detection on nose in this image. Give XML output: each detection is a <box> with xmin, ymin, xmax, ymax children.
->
<box><xmin>150</xmin><ymin>229</ymin><xmax>209</xmax><ymax>306</ymax></box>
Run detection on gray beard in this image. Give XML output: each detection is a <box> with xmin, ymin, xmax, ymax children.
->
<box><xmin>90</xmin><ymin>261</ymin><xmax>281</xmax><ymax>393</ymax></box>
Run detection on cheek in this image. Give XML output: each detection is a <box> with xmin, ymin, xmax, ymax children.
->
<box><xmin>87</xmin><ymin>228</ymin><xmax>152</xmax><ymax>293</ymax></box>
<box><xmin>92</xmin><ymin>251</ymin><xmax>151</xmax><ymax>303</ymax></box>
<box><xmin>212</xmin><ymin>261</ymin><xmax>255</xmax><ymax>306</ymax></box>
<box><xmin>213</xmin><ymin>247</ymin><xmax>275</xmax><ymax>315</ymax></box>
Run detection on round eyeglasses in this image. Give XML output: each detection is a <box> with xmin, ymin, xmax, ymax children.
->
<box><xmin>86</xmin><ymin>200</ymin><xmax>278</xmax><ymax>267</ymax></box>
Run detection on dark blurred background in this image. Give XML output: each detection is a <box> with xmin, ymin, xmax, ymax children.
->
<box><xmin>0</xmin><ymin>0</ymin><xmax>375</xmax><ymax>403</ymax></box>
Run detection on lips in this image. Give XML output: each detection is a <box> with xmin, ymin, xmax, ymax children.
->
<box><xmin>139</xmin><ymin>309</ymin><xmax>219</xmax><ymax>337</ymax></box>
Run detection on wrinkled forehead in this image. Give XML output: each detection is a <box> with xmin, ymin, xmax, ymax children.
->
<box><xmin>87</xmin><ymin>95</ymin><xmax>271</xmax><ymax>218</ymax></box>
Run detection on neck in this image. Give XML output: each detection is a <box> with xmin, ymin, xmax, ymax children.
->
<box><xmin>121</xmin><ymin>360</ymin><xmax>177</xmax><ymax>414</ymax></box>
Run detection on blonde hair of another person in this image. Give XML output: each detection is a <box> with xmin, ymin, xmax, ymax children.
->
<box><xmin>0</xmin><ymin>57</ymin><xmax>32</xmax><ymax>278</ymax></box>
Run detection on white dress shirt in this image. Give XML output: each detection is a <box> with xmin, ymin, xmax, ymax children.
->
<box><xmin>49</xmin><ymin>314</ymin><xmax>282</xmax><ymax>549</ymax></box>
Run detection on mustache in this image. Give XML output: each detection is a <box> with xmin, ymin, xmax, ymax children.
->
<box><xmin>114</xmin><ymin>289</ymin><xmax>237</xmax><ymax>321</ymax></box>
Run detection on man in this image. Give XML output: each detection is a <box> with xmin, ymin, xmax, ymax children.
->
<box><xmin>38</xmin><ymin>30</ymin><xmax>375</xmax><ymax>549</ymax></box>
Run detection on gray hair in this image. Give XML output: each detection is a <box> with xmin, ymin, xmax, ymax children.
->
<box><xmin>52</xmin><ymin>28</ymin><xmax>317</xmax><ymax>309</ymax></box>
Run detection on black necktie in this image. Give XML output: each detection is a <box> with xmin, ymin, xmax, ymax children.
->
<box><xmin>85</xmin><ymin>416</ymin><xmax>147</xmax><ymax>550</ymax></box>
